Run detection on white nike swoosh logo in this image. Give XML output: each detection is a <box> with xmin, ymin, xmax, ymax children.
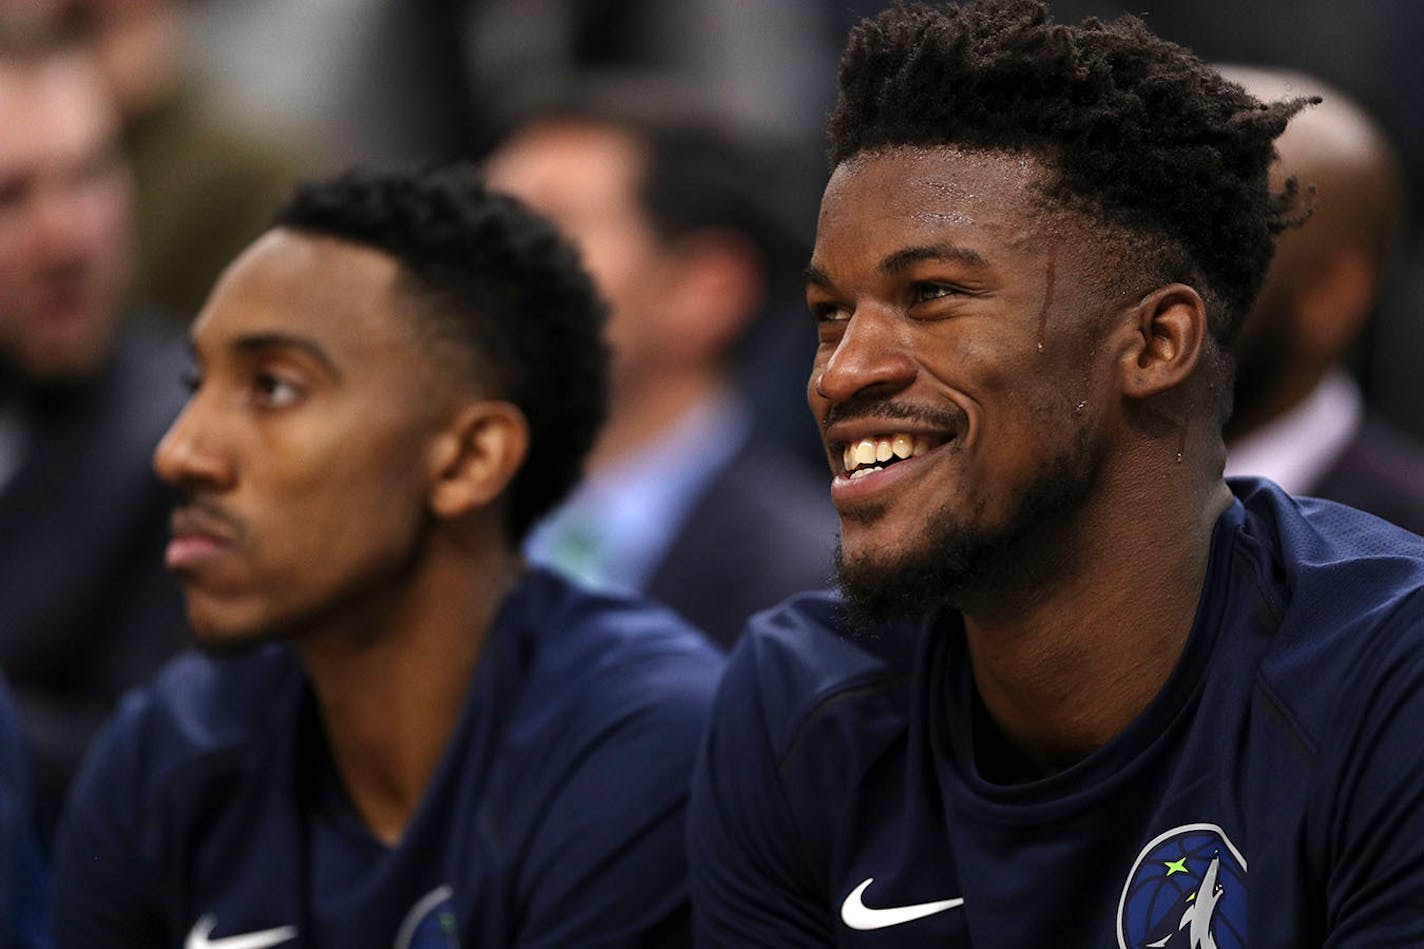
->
<box><xmin>840</xmin><ymin>877</ymin><xmax>965</xmax><ymax>931</ymax></box>
<box><xmin>185</xmin><ymin>915</ymin><xmax>298</xmax><ymax>949</ymax></box>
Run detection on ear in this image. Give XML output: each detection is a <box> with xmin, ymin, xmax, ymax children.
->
<box><xmin>425</xmin><ymin>401</ymin><xmax>530</xmax><ymax>520</ymax></box>
<box><xmin>1116</xmin><ymin>284</ymin><xmax>1209</xmax><ymax>400</ymax></box>
<box><xmin>660</xmin><ymin>230</ymin><xmax>766</xmax><ymax>362</ymax></box>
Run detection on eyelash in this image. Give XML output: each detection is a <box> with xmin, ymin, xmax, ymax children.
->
<box><xmin>252</xmin><ymin>371</ymin><xmax>303</xmax><ymax>408</ymax></box>
<box><xmin>910</xmin><ymin>282</ymin><xmax>962</xmax><ymax>304</ymax></box>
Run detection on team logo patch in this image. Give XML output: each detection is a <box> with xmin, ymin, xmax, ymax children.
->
<box><xmin>395</xmin><ymin>885</ymin><xmax>460</xmax><ymax>949</ymax></box>
<box><xmin>1116</xmin><ymin>823</ymin><xmax>1247</xmax><ymax>949</ymax></box>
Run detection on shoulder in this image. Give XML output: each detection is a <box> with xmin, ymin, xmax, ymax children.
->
<box><xmin>713</xmin><ymin>590</ymin><xmax>917</xmax><ymax>771</ymax></box>
<box><xmin>509</xmin><ymin>569</ymin><xmax>727</xmax><ymax>729</ymax></box>
<box><xmin>64</xmin><ymin>647</ymin><xmax>303</xmax><ymax>827</ymax></box>
<box><xmin>1231</xmin><ymin>478</ymin><xmax>1424</xmax><ymax>739</ymax></box>
<box><xmin>1233</xmin><ymin>478</ymin><xmax>1424</xmax><ymax>618</ymax></box>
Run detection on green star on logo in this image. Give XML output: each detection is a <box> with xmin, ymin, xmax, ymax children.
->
<box><xmin>1163</xmin><ymin>858</ymin><xmax>1189</xmax><ymax>877</ymax></box>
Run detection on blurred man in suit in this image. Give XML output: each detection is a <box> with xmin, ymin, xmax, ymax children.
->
<box><xmin>486</xmin><ymin>78</ymin><xmax>835</xmax><ymax>647</ymax></box>
<box><xmin>0</xmin><ymin>8</ymin><xmax>186</xmax><ymax>828</ymax></box>
<box><xmin>1221</xmin><ymin>65</ymin><xmax>1424</xmax><ymax>534</ymax></box>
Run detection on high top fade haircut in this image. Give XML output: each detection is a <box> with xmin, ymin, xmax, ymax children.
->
<box><xmin>273</xmin><ymin>166</ymin><xmax>610</xmax><ymax>542</ymax></box>
<box><xmin>828</xmin><ymin>0</ymin><xmax>1311</xmax><ymax>365</ymax></box>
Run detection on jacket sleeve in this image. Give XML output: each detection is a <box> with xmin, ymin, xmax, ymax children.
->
<box><xmin>52</xmin><ymin>697</ymin><xmax>165</xmax><ymax>948</ymax></box>
<box><xmin>1316</xmin><ymin>597</ymin><xmax>1424</xmax><ymax>947</ymax></box>
<box><xmin>514</xmin><ymin>651</ymin><xmax>724</xmax><ymax>949</ymax></box>
<box><xmin>687</xmin><ymin>643</ymin><xmax>834</xmax><ymax>947</ymax></box>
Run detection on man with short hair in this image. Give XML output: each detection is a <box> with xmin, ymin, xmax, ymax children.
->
<box><xmin>0</xmin><ymin>8</ymin><xmax>186</xmax><ymax>827</ymax></box>
<box><xmin>689</xmin><ymin>2</ymin><xmax>1424</xmax><ymax>944</ymax></box>
<box><xmin>1220</xmin><ymin>65</ymin><xmax>1424</xmax><ymax>535</ymax></box>
<box><xmin>486</xmin><ymin>80</ymin><xmax>836</xmax><ymax>648</ymax></box>
<box><xmin>55</xmin><ymin>166</ymin><xmax>723</xmax><ymax>946</ymax></box>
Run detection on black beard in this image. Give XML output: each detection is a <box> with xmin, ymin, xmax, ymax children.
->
<box><xmin>834</xmin><ymin>425</ymin><xmax>1104</xmax><ymax>632</ymax></box>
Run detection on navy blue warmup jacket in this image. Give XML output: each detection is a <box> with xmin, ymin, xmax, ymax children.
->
<box><xmin>55</xmin><ymin>569</ymin><xmax>723</xmax><ymax>947</ymax></box>
<box><xmin>690</xmin><ymin>479</ymin><xmax>1424</xmax><ymax>947</ymax></box>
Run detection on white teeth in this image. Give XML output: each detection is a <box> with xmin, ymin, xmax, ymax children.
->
<box><xmin>849</xmin><ymin>466</ymin><xmax>882</xmax><ymax>480</ymax></box>
<box><xmin>843</xmin><ymin>432</ymin><xmax>943</xmax><ymax>473</ymax></box>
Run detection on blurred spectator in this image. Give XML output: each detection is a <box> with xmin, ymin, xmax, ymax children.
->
<box><xmin>0</xmin><ymin>11</ymin><xmax>186</xmax><ymax>828</ymax></box>
<box><xmin>1221</xmin><ymin>66</ymin><xmax>1424</xmax><ymax>534</ymax></box>
<box><xmin>341</xmin><ymin>0</ymin><xmax>839</xmax><ymax>168</ymax></box>
<box><xmin>486</xmin><ymin>78</ymin><xmax>836</xmax><ymax>647</ymax></box>
<box><xmin>69</xmin><ymin>0</ymin><xmax>306</xmax><ymax>318</ymax></box>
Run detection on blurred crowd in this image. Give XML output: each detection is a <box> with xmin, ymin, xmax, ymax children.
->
<box><xmin>0</xmin><ymin>0</ymin><xmax>1422</xmax><ymax>886</ymax></box>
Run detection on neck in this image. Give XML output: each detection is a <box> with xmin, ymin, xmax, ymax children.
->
<box><xmin>959</xmin><ymin>459</ymin><xmax>1232</xmax><ymax>778</ymax></box>
<box><xmin>298</xmin><ymin>536</ymin><xmax>522</xmax><ymax>845</ymax></box>
<box><xmin>587</xmin><ymin>364</ymin><xmax>725</xmax><ymax>472</ymax></box>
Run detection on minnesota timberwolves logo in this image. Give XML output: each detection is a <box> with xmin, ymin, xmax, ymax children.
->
<box><xmin>395</xmin><ymin>885</ymin><xmax>460</xmax><ymax>948</ymax></box>
<box><xmin>1116</xmin><ymin>823</ymin><xmax>1247</xmax><ymax>949</ymax></box>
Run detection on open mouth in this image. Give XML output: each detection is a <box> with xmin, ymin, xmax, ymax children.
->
<box><xmin>839</xmin><ymin>432</ymin><xmax>952</xmax><ymax>479</ymax></box>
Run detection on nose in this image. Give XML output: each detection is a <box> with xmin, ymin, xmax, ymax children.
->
<box><xmin>811</xmin><ymin>305</ymin><xmax>917</xmax><ymax>407</ymax></box>
<box><xmin>153</xmin><ymin>396</ymin><xmax>235</xmax><ymax>492</ymax></box>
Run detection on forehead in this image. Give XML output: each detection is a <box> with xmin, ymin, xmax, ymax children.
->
<box><xmin>0</xmin><ymin>54</ymin><xmax>117</xmax><ymax>167</ymax></box>
<box><xmin>487</xmin><ymin>118</ymin><xmax>647</xmax><ymax>211</ymax></box>
<box><xmin>816</xmin><ymin>146</ymin><xmax>1053</xmax><ymax>259</ymax></box>
<box><xmin>193</xmin><ymin>230</ymin><xmax>417</xmax><ymax>363</ymax></box>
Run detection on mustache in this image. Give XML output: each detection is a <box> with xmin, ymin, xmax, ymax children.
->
<box><xmin>821</xmin><ymin>394</ymin><xmax>967</xmax><ymax>433</ymax></box>
<box><xmin>171</xmin><ymin>494</ymin><xmax>245</xmax><ymax>539</ymax></box>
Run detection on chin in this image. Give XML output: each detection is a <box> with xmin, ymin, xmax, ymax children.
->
<box><xmin>184</xmin><ymin>600</ymin><xmax>288</xmax><ymax>655</ymax></box>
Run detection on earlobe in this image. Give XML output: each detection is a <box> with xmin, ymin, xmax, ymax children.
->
<box><xmin>428</xmin><ymin>402</ymin><xmax>529</xmax><ymax>519</ymax></box>
<box><xmin>1118</xmin><ymin>284</ymin><xmax>1209</xmax><ymax>400</ymax></box>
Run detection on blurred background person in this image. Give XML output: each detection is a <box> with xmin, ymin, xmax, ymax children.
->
<box><xmin>0</xmin><ymin>9</ymin><xmax>187</xmax><ymax>830</ymax></box>
<box><xmin>59</xmin><ymin>0</ymin><xmax>309</xmax><ymax>319</ymax></box>
<box><xmin>1220</xmin><ymin>65</ymin><xmax>1424</xmax><ymax>534</ymax></box>
<box><xmin>486</xmin><ymin>77</ymin><xmax>836</xmax><ymax>647</ymax></box>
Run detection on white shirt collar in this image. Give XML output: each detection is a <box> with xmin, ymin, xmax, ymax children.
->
<box><xmin>1224</xmin><ymin>369</ymin><xmax>1363</xmax><ymax>495</ymax></box>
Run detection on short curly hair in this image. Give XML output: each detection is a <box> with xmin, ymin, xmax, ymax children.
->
<box><xmin>828</xmin><ymin>0</ymin><xmax>1311</xmax><ymax>350</ymax></box>
<box><xmin>273</xmin><ymin>166</ymin><xmax>610</xmax><ymax>541</ymax></box>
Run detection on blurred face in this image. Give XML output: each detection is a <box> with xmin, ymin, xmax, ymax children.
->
<box><xmin>485</xmin><ymin>119</ymin><xmax>672</xmax><ymax>391</ymax></box>
<box><xmin>153</xmin><ymin>230</ymin><xmax>454</xmax><ymax>647</ymax></box>
<box><xmin>806</xmin><ymin>147</ymin><xmax>1120</xmax><ymax>617</ymax></box>
<box><xmin>0</xmin><ymin>51</ymin><xmax>131</xmax><ymax>384</ymax></box>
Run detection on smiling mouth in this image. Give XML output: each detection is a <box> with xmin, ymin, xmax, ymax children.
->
<box><xmin>839</xmin><ymin>432</ymin><xmax>952</xmax><ymax>479</ymax></box>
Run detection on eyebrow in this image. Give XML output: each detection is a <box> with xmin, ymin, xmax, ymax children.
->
<box><xmin>803</xmin><ymin>241</ymin><xmax>988</xmax><ymax>290</ymax></box>
<box><xmin>879</xmin><ymin>242</ymin><xmax>987</xmax><ymax>274</ymax></box>
<box><xmin>228</xmin><ymin>332</ymin><xmax>343</xmax><ymax>380</ymax></box>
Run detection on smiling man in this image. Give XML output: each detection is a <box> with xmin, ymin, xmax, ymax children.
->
<box><xmin>53</xmin><ymin>166</ymin><xmax>724</xmax><ymax>946</ymax></box>
<box><xmin>688</xmin><ymin>1</ymin><xmax>1424</xmax><ymax>945</ymax></box>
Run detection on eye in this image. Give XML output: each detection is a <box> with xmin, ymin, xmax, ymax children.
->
<box><xmin>809</xmin><ymin>300</ymin><xmax>850</xmax><ymax>324</ymax></box>
<box><xmin>251</xmin><ymin>371</ymin><xmax>304</xmax><ymax>409</ymax></box>
<box><xmin>909</xmin><ymin>282</ymin><xmax>961</xmax><ymax>305</ymax></box>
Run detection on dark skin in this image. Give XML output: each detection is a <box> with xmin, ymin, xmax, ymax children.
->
<box><xmin>806</xmin><ymin>147</ymin><xmax>1233</xmax><ymax>776</ymax></box>
<box><xmin>154</xmin><ymin>231</ymin><xmax>530</xmax><ymax>843</ymax></box>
